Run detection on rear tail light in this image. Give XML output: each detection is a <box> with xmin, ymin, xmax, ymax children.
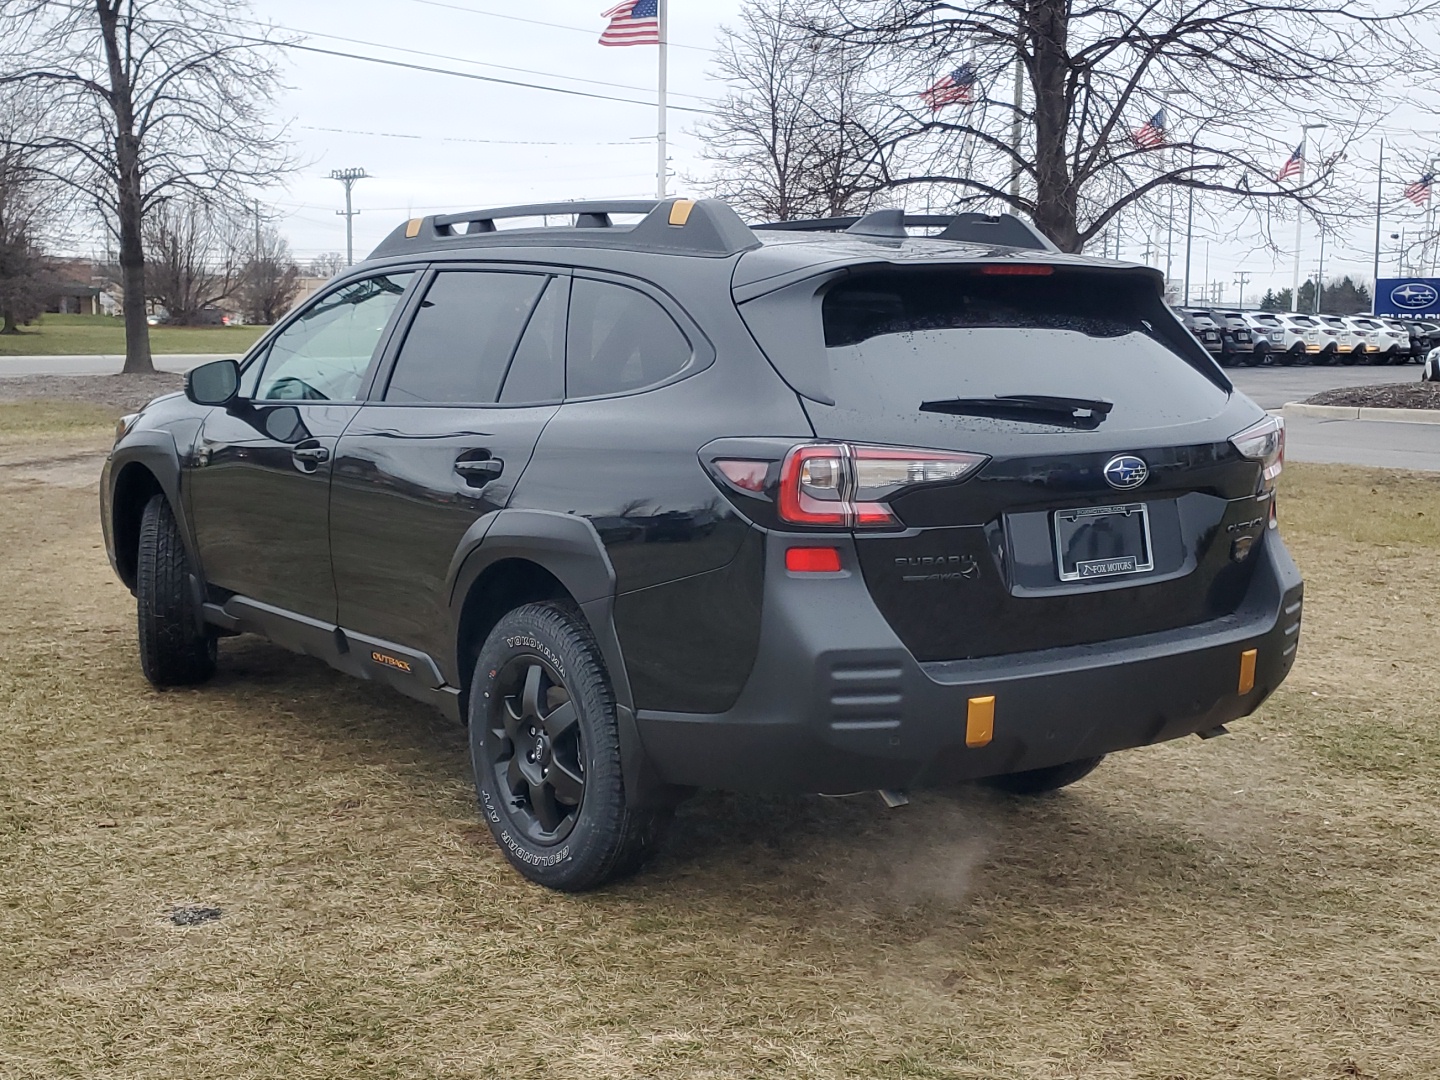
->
<box><xmin>1231</xmin><ymin>415</ymin><xmax>1284</xmax><ymax>503</ymax></box>
<box><xmin>776</xmin><ymin>443</ymin><xmax>987</xmax><ymax>528</ymax></box>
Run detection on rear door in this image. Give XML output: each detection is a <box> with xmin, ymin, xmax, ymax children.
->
<box><xmin>329</xmin><ymin>266</ymin><xmax>567</xmax><ymax>663</ymax></box>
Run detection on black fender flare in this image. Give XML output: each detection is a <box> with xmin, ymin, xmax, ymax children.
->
<box><xmin>446</xmin><ymin>509</ymin><xmax>676</xmax><ymax>806</ymax></box>
<box><xmin>446</xmin><ymin>508</ymin><xmax>629</xmax><ymax>705</ymax></box>
<box><xmin>106</xmin><ymin>431</ymin><xmax>198</xmax><ymax>574</ymax></box>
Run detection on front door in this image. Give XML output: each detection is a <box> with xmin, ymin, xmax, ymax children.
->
<box><xmin>330</xmin><ymin>268</ymin><xmax>568</xmax><ymax>666</ymax></box>
<box><xmin>186</xmin><ymin>271</ymin><xmax>418</xmax><ymax>622</ymax></box>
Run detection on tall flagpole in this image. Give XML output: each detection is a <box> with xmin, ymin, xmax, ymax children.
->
<box><xmin>657</xmin><ymin>0</ymin><xmax>668</xmax><ymax>199</ymax></box>
<box><xmin>1372</xmin><ymin>138</ymin><xmax>1384</xmax><ymax>304</ymax></box>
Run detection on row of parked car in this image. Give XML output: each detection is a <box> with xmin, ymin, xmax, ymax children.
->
<box><xmin>1176</xmin><ymin>308</ymin><xmax>1435</xmax><ymax>367</ymax></box>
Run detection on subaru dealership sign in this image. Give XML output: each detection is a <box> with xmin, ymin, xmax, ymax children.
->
<box><xmin>1376</xmin><ymin>278</ymin><xmax>1440</xmax><ymax>316</ymax></box>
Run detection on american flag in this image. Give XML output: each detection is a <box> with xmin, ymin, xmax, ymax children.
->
<box><xmin>1404</xmin><ymin>173</ymin><xmax>1434</xmax><ymax>206</ymax></box>
<box><xmin>920</xmin><ymin>63</ymin><xmax>978</xmax><ymax>112</ymax></box>
<box><xmin>1276</xmin><ymin>141</ymin><xmax>1304</xmax><ymax>182</ymax></box>
<box><xmin>599</xmin><ymin>0</ymin><xmax>659</xmax><ymax>46</ymax></box>
<box><xmin>1132</xmin><ymin>108</ymin><xmax>1166</xmax><ymax>150</ymax></box>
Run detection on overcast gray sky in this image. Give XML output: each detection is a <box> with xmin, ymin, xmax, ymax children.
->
<box><xmin>244</xmin><ymin>0</ymin><xmax>1433</xmax><ymax>305</ymax></box>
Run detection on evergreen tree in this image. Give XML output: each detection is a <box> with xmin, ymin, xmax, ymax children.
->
<box><xmin>1259</xmin><ymin>288</ymin><xmax>1280</xmax><ymax>310</ymax></box>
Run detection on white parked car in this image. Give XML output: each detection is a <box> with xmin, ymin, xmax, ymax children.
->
<box><xmin>1342</xmin><ymin>315</ymin><xmax>1407</xmax><ymax>364</ymax></box>
<box><xmin>1315</xmin><ymin>315</ymin><xmax>1357</xmax><ymax>365</ymax></box>
<box><xmin>1245</xmin><ymin>312</ymin><xmax>1323</xmax><ymax>364</ymax></box>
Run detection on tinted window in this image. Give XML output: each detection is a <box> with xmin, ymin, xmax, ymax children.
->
<box><xmin>500</xmin><ymin>276</ymin><xmax>567</xmax><ymax>404</ymax></box>
<box><xmin>385</xmin><ymin>271</ymin><xmax>547</xmax><ymax>403</ymax></box>
<box><xmin>566</xmin><ymin>278</ymin><xmax>691</xmax><ymax>398</ymax></box>
<box><xmin>255</xmin><ymin>273</ymin><xmax>414</xmax><ymax>401</ymax></box>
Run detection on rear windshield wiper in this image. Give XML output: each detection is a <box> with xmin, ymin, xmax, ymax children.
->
<box><xmin>919</xmin><ymin>394</ymin><xmax>1114</xmax><ymax>431</ymax></box>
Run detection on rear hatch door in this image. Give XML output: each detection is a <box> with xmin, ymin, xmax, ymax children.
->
<box><xmin>738</xmin><ymin>260</ymin><xmax>1274</xmax><ymax>661</ymax></box>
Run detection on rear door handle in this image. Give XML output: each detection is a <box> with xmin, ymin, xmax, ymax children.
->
<box><xmin>454</xmin><ymin>457</ymin><xmax>504</xmax><ymax>484</ymax></box>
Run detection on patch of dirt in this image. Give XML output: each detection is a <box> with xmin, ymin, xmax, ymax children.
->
<box><xmin>0</xmin><ymin>373</ymin><xmax>183</xmax><ymax>411</ymax></box>
<box><xmin>1303</xmin><ymin>381</ymin><xmax>1440</xmax><ymax>409</ymax></box>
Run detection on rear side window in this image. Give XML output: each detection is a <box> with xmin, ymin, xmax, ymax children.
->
<box><xmin>385</xmin><ymin>271</ymin><xmax>547</xmax><ymax>404</ymax></box>
<box><xmin>500</xmin><ymin>276</ymin><xmax>567</xmax><ymax>404</ymax></box>
<box><xmin>566</xmin><ymin>278</ymin><xmax>692</xmax><ymax>398</ymax></box>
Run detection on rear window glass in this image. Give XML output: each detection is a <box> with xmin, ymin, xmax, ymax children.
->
<box><xmin>793</xmin><ymin>267</ymin><xmax>1227</xmax><ymax>422</ymax></box>
<box><xmin>1251</xmin><ymin>314</ymin><xmax>1281</xmax><ymax>325</ymax></box>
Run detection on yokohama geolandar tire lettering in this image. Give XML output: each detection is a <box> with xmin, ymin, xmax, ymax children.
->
<box><xmin>135</xmin><ymin>493</ymin><xmax>217</xmax><ymax>687</ymax></box>
<box><xmin>469</xmin><ymin>601</ymin><xmax>670</xmax><ymax>891</ymax></box>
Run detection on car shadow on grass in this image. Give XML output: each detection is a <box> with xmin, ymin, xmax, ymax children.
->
<box><xmin>203</xmin><ymin>636</ymin><xmax>1281</xmax><ymax>920</ymax></box>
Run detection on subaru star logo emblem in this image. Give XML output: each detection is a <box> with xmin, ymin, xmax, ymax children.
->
<box><xmin>1391</xmin><ymin>282</ymin><xmax>1438</xmax><ymax>310</ymax></box>
<box><xmin>1103</xmin><ymin>455</ymin><xmax>1149</xmax><ymax>490</ymax></box>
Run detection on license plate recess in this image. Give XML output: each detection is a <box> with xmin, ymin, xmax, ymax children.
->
<box><xmin>1053</xmin><ymin>502</ymin><xmax>1154</xmax><ymax>581</ymax></box>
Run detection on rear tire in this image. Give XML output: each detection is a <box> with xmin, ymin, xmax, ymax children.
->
<box><xmin>136</xmin><ymin>494</ymin><xmax>217</xmax><ymax>687</ymax></box>
<box><xmin>1278</xmin><ymin>345</ymin><xmax>1301</xmax><ymax>366</ymax></box>
<box><xmin>469</xmin><ymin>601</ymin><xmax>671</xmax><ymax>891</ymax></box>
<box><xmin>983</xmin><ymin>755</ymin><xmax>1106</xmax><ymax>795</ymax></box>
<box><xmin>1343</xmin><ymin>348</ymin><xmax>1362</xmax><ymax>366</ymax></box>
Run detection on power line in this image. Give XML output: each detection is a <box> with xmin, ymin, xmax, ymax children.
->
<box><xmin>223</xmin><ymin>33</ymin><xmax>713</xmax><ymax>114</ymax></box>
<box><xmin>407</xmin><ymin>0</ymin><xmax>715</xmax><ymax>53</ymax></box>
<box><xmin>298</xmin><ymin>124</ymin><xmax>650</xmax><ymax>147</ymax></box>
<box><xmin>254</xmin><ymin>18</ymin><xmax>713</xmax><ymax>102</ymax></box>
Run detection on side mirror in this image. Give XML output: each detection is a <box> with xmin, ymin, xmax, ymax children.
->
<box><xmin>186</xmin><ymin>358</ymin><xmax>240</xmax><ymax>407</ymax></box>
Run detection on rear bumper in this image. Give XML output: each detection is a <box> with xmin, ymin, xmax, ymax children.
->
<box><xmin>635</xmin><ymin>531</ymin><xmax>1303</xmax><ymax>794</ymax></box>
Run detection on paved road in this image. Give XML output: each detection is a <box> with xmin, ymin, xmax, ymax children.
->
<box><xmin>1283</xmin><ymin>414</ymin><xmax>1439</xmax><ymax>472</ymax></box>
<box><xmin>1229</xmin><ymin>364</ymin><xmax>1419</xmax><ymax>409</ymax></box>
<box><xmin>0</xmin><ymin>354</ymin><xmax>215</xmax><ymax>377</ymax></box>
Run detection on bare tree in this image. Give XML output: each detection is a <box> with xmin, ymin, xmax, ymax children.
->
<box><xmin>143</xmin><ymin>197</ymin><xmax>243</xmax><ymax>324</ymax></box>
<box><xmin>709</xmin><ymin>0</ymin><xmax>1438</xmax><ymax>253</ymax></box>
<box><xmin>307</xmin><ymin>252</ymin><xmax>346</xmax><ymax>279</ymax></box>
<box><xmin>699</xmin><ymin>0</ymin><xmax>890</xmax><ymax>220</ymax></box>
<box><xmin>0</xmin><ymin>0</ymin><xmax>289</xmax><ymax>370</ymax></box>
<box><xmin>240</xmin><ymin>225</ymin><xmax>301</xmax><ymax>324</ymax></box>
<box><xmin>0</xmin><ymin>89</ymin><xmax>60</xmax><ymax>334</ymax></box>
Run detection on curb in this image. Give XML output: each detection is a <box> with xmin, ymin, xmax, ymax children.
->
<box><xmin>1282</xmin><ymin>402</ymin><xmax>1440</xmax><ymax>425</ymax></box>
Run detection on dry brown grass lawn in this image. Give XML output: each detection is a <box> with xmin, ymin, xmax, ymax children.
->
<box><xmin>1</xmin><ymin>412</ymin><xmax>1438</xmax><ymax>1079</ymax></box>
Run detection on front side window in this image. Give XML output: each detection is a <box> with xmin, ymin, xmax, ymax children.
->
<box><xmin>385</xmin><ymin>271</ymin><xmax>549</xmax><ymax>404</ymax></box>
<box><xmin>255</xmin><ymin>273</ymin><xmax>414</xmax><ymax>401</ymax></box>
<box><xmin>566</xmin><ymin>278</ymin><xmax>692</xmax><ymax>398</ymax></box>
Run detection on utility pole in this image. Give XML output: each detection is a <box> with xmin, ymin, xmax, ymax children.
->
<box><xmin>330</xmin><ymin>167</ymin><xmax>368</xmax><ymax>266</ymax></box>
<box><xmin>1234</xmin><ymin>270</ymin><xmax>1252</xmax><ymax>308</ymax></box>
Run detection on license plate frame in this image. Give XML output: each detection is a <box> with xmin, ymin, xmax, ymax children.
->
<box><xmin>1052</xmin><ymin>502</ymin><xmax>1155</xmax><ymax>582</ymax></box>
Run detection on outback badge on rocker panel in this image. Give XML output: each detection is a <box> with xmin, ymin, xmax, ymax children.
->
<box><xmin>1102</xmin><ymin>454</ymin><xmax>1149</xmax><ymax>490</ymax></box>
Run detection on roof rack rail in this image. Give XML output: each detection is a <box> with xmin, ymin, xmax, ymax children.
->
<box><xmin>369</xmin><ymin>198</ymin><xmax>761</xmax><ymax>260</ymax></box>
<box><xmin>752</xmin><ymin>209</ymin><xmax>1058</xmax><ymax>252</ymax></box>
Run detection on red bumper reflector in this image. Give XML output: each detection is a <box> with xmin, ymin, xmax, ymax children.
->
<box><xmin>785</xmin><ymin>546</ymin><xmax>842</xmax><ymax>573</ymax></box>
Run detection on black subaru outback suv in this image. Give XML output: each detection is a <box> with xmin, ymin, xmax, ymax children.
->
<box><xmin>102</xmin><ymin>199</ymin><xmax>1302</xmax><ymax>890</ymax></box>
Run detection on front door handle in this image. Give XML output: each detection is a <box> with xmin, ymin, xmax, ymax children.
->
<box><xmin>292</xmin><ymin>442</ymin><xmax>330</xmax><ymax>470</ymax></box>
<box><xmin>454</xmin><ymin>457</ymin><xmax>504</xmax><ymax>485</ymax></box>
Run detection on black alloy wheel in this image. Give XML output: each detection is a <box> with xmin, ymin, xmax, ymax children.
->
<box><xmin>486</xmin><ymin>653</ymin><xmax>586</xmax><ymax>844</ymax></box>
<box><xmin>469</xmin><ymin>601</ymin><xmax>672</xmax><ymax>891</ymax></box>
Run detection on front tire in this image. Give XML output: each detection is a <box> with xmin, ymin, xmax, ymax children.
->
<box><xmin>983</xmin><ymin>755</ymin><xmax>1106</xmax><ymax>795</ymax></box>
<box><xmin>136</xmin><ymin>494</ymin><xmax>217</xmax><ymax>687</ymax></box>
<box><xmin>469</xmin><ymin>602</ymin><xmax>670</xmax><ymax>891</ymax></box>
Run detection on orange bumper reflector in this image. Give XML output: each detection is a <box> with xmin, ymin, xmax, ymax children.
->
<box><xmin>404</xmin><ymin>218</ymin><xmax>422</xmax><ymax>238</ymax></box>
<box><xmin>1238</xmin><ymin>649</ymin><xmax>1257</xmax><ymax>694</ymax></box>
<box><xmin>668</xmin><ymin>199</ymin><xmax>695</xmax><ymax>226</ymax></box>
<box><xmin>966</xmin><ymin>695</ymin><xmax>995</xmax><ymax>748</ymax></box>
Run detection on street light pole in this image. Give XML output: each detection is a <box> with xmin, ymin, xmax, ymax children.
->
<box><xmin>329</xmin><ymin>167</ymin><xmax>368</xmax><ymax>266</ymax></box>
